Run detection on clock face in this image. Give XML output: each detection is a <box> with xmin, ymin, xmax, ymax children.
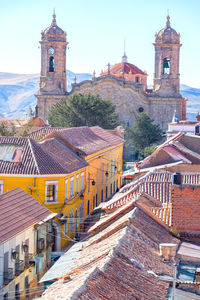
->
<box><xmin>48</xmin><ymin>47</ymin><xmax>54</xmax><ymax>55</ymax></box>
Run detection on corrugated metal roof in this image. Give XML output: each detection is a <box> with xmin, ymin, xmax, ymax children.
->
<box><xmin>40</xmin><ymin>242</ymin><xmax>84</xmax><ymax>283</ymax></box>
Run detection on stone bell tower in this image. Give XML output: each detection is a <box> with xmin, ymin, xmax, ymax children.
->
<box><xmin>35</xmin><ymin>12</ymin><xmax>68</xmax><ymax>122</ymax></box>
<box><xmin>153</xmin><ymin>16</ymin><xmax>182</xmax><ymax>97</ymax></box>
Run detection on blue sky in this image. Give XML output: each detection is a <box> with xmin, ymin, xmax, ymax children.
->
<box><xmin>1</xmin><ymin>0</ymin><xmax>200</xmax><ymax>87</ymax></box>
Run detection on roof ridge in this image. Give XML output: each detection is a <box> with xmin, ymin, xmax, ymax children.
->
<box><xmin>28</xmin><ymin>138</ymin><xmax>40</xmax><ymax>174</ymax></box>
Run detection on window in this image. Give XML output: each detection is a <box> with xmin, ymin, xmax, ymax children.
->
<box><xmin>70</xmin><ymin>176</ymin><xmax>74</xmax><ymax>198</ymax></box>
<box><xmin>93</xmin><ymin>196</ymin><xmax>95</xmax><ymax>209</ymax></box>
<box><xmin>87</xmin><ymin>200</ymin><xmax>90</xmax><ymax>215</ymax></box>
<box><xmin>49</xmin><ymin>56</ymin><xmax>54</xmax><ymax>72</ymax></box>
<box><xmin>114</xmin><ymin>181</ymin><xmax>116</xmax><ymax>193</ymax></box>
<box><xmin>110</xmin><ymin>183</ymin><xmax>112</xmax><ymax>196</ymax></box>
<box><xmin>135</xmin><ymin>77</ymin><xmax>139</xmax><ymax>83</ymax></box>
<box><xmin>45</xmin><ymin>181</ymin><xmax>58</xmax><ymax>203</ymax></box>
<box><xmin>25</xmin><ymin>276</ymin><xmax>29</xmax><ymax>299</ymax></box>
<box><xmin>96</xmin><ymin>169</ymin><xmax>98</xmax><ymax>185</ymax></box>
<box><xmin>64</xmin><ymin>214</ymin><xmax>68</xmax><ymax>234</ymax></box>
<box><xmin>0</xmin><ymin>180</ymin><xmax>3</xmax><ymax>194</ymax></box>
<box><xmin>106</xmin><ymin>186</ymin><xmax>108</xmax><ymax>200</ymax></box>
<box><xmin>88</xmin><ymin>173</ymin><xmax>90</xmax><ymax>193</ymax></box>
<box><xmin>96</xmin><ymin>194</ymin><xmax>98</xmax><ymax>207</ymax></box>
<box><xmin>3</xmin><ymin>293</ymin><xmax>8</xmax><ymax>300</ymax></box>
<box><xmin>102</xmin><ymin>165</ymin><xmax>104</xmax><ymax>184</ymax></box>
<box><xmin>101</xmin><ymin>189</ymin><xmax>103</xmax><ymax>202</ymax></box>
<box><xmin>111</xmin><ymin>160</ymin><xmax>113</xmax><ymax>177</ymax></box>
<box><xmin>76</xmin><ymin>174</ymin><xmax>79</xmax><ymax>194</ymax></box>
<box><xmin>163</xmin><ymin>58</ymin><xmax>170</xmax><ymax>74</ymax></box>
<box><xmin>69</xmin><ymin>209</ymin><xmax>74</xmax><ymax>232</ymax></box>
<box><xmin>65</xmin><ymin>179</ymin><xmax>68</xmax><ymax>201</ymax></box>
<box><xmin>114</xmin><ymin>159</ymin><xmax>116</xmax><ymax>175</ymax></box>
<box><xmin>80</xmin><ymin>203</ymin><xmax>84</xmax><ymax>223</ymax></box>
<box><xmin>0</xmin><ymin>144</ymin><xmax>23</xmax><ymax>162</ymax></box>
<box><xmin>80</xmin><ymin>172</ymin><xmax>84</xmax><ymax>192</ymax></box>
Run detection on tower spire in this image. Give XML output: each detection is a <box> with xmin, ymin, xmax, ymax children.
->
<box><xmin>166</xmin><ymin>14</ymin><xmax>170</xmax><ymax>28</ymax></box>
<box><xmin>122</xmin><ymin>39</ymin><xmax>128</xmax><ymax>63</ymax></box>
<box><xmin>52</xmin><ymin>8</ymin><xmax>56</xmax><ymax>25</ymax></box>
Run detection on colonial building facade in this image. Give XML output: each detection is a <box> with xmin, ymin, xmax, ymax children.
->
<box><xmin>36</xmin><ymin>14</ymin><xmax>187</xmax><ymax>131</ymax></box>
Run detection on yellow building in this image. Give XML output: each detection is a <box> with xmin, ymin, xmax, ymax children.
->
<box><xmin>0</xmin><ymin>126</ymin><xmax>124</xmax><ymax>250</ymax></box>
<box><xmin>0</xmin><ymin>136</ymin><xmax>87</xmax><ymax>250</ymax></box>
<box><xmin>38</xmin><ymin>126</ymin><xmax>124</xmax><ymax>218</ymax></box>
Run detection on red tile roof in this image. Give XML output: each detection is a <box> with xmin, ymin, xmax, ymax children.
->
<box><xmin>0</xmin><ymin>188</ymin><xmax>54</xmax><ymax>244</ymax></box>
<box><xmin>0</xmin><ymin>136</ymin><xmax>71</xmax><ymax>175</ymax></box>
<box><xmin>90</xmin><ymin>126</ymin><xmax>124</xmax><ymax>146</ymax></box>
<box><xmin>39</xmin><ymin>138</ymin><xmax>88</xmax><ymax>173</ymax></box>
<box><xmin>41</xmin><ymin>207</ymin><xmax>177</xmax><ymax>299</ymax></box>
<box><xmin>40</xmin><ymin>126</ymin><xmax>124</xmax><ymax>156</ymax></box>
<box><xmin>101</xmin><ymin>62</ymin><xmax>146</xmax><ymax>76</ymax></box>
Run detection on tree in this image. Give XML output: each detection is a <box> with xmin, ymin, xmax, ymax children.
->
<box><xmin>0</xmin><ymin>122</ymin><xmax>16</xmax><ymax>136</ymax></box>
<box><xmin>48</xmin><ymin>93</ymin><xmax>120</xmax><ymax>129</ymax></box>
<box><xmin>126</xmin><ymin>112</ymin><xmax>163</xmax><ymax>159</ymax></box>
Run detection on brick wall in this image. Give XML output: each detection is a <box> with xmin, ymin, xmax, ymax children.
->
<box><xmin>172</xmin><ymin>185</ymin><xmax>200</xmax><ymax>231</ymax></box>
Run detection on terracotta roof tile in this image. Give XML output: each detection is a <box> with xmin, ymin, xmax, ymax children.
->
<box><xmin>40</xmin><ymin>138</ymin><xmax>88</xmax><ymax>173</ymax></box>
<box><xmin>0</xmin><ymin>188</ymin><xmax>54</xmax><ymax>244</ymax></box>
<box><xmin>0</xmin><ymin>136</ymin><xmax>69</xmax><ymax>174</ymax></box>
<box><xmin>101</xmin><ymin>62</ymin><xmax>146</xmax><ymax>76</ymax></box>
<box><xmin>41</xmin><ymin>207</ymin><xmax>176</xmax><ymax>299</ymax></box>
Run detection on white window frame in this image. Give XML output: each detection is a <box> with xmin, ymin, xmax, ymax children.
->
<box><xmin>0</xmin><ymin>180</ymin><xmax>3</xmax><ymax>194</ymax></box>
<box><xmin>76</xmin><ymin>174</ymin><xmax>79</xmax><ymax>195</ymax></box>
<box><xmin>80</xmin><ymin>172</ymin><xmax>85</xmax><ymax>192</ymax></box>
<box><xmin>70</xmin><ymin>176</ymin><xmax>74</xmax><ymax>199</ymax></box>
<box><xmin>65</xmin><ymin>179</ymin><xmax>68</xmax><ymax>201</ymax></box>
<box><xmin>44</xmin><ymin>181</ymin><xmax>59</xmax><ymax>204</ymax></box>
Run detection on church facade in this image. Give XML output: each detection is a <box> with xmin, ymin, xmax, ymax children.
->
<box><xmin>36</xmin><ymin>14</ymin><xmax>187</xmax><ymax>132</ymax></box>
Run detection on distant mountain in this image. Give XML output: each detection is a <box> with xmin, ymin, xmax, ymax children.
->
<box><xmin>0</xmin><ymin>71</ymin><xmax>92</xmax><ymax>119</ymax></box>
<box><xmin>0</xmin><ymin>72</ymin><xmax>199</xmax><ymax>120</ymax></box>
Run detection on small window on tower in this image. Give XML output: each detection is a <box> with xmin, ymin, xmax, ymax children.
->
<box><xmin>49</xmin><ymin>56</ymin><xmax>54</xmax><ymax>72</ymax></box>
<box><xmin>135</xmin><ymin>77</ymin><xmax>139</xmax><ymax>83</ymax></box>
<box><xmin>163</xmin><ymin>58</ymin><xmax>170</xmax><ymax>74</ymax></box>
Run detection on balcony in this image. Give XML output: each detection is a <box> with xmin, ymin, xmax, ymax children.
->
<box><xmin>25</xmin><ymin>254</ymin><xmax>35</xmax><ymax>268</ymax></box>
<box><xmin>15</xmin><ymin>260</ymin><xmax>25</xmax><ymax>276</ymax></box>
<box><xmin>3</xmin><ymin>268</ymin><xmax>14</xmax><ymax>284</ymax></box>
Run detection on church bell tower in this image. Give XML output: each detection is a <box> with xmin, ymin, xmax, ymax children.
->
<box><xmin>36</xmin><ymin>12</ymin><xmax>68</xmax><ymax>122</ymax></box>
<box><xmin>153</xmin><ymin>16</ymin><xmax>182</xmax><ymax>96</ymax></box>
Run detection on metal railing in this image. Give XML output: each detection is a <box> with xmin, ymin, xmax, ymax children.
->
<box><xmin>3</xmin><ymin>268</ymin><xmax>14</xmax><ymax>284</ymax></box>
<box><xmin>15</xmin><ymin>260</ymin><xmax>25</xmax><ymax>276</ymax></box>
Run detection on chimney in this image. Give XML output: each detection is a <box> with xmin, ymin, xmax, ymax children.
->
<box><xmin>159</xmin><ymin>243</ymin><xmax>177</xmax><ymax>261</ymax></box>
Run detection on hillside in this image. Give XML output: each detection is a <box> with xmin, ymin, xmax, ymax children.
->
<box><xmin>0</xmin><ymin>72</ymin><xmax>199</xmax><ymax>120</ymax></box>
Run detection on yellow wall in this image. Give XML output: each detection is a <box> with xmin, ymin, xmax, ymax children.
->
<box><xmin>0</xmin><ymin>142</ymin><xmax>124</xmax><ymax>249</ymax></box>
<box><xmin>83</xmin><ymin>142</ymin><xmax>124</xmax><ymax>217</ymax></box>
<box><xmin>0</xmin><ymin>168</ymin><xmax>86</xmax><ymax>249</ymax></box>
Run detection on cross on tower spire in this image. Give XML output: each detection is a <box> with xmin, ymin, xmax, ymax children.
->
<box><xmin>166</xmin><ymin>14</ymin><xmax>170</xmax><ymax>27</ymax></box>
<box><xmin>52</xmin><ymin>8</ymin><xmax>56</xmax><ymax>25</ymax></box>
<box><xmin>107</xmin><ymin>63</ymin><xmax>111</xmax><ymax>75</ymax></box>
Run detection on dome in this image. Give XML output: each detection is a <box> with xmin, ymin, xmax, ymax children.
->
<box><xmin>155</xmin><ymin>16</ymin><xmax>180</xmax><ymax>44</ymax></box>
<box><xmin>41</xmin><ymin>13</ymin><xmax>66</xmax><ymax>42</ymax></box>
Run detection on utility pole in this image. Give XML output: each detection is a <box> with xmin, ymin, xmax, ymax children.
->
<box><xmin>172</xmin><ymin>263</ymin><xmax>177</xmax><ymax>300</ymax></box>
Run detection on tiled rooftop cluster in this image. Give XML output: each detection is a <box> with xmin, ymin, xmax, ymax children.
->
<box><xmin>0</xmin><ymin>126</ymin><xmax>123</xmax><ymax>175</ymax></box>
<box><xmin>41</xmin><ymin>207</ymin><xmax>178</xmax><ymax>300</ymax></box>
<box><xmin>141</xmin><ymin>133</ymin><xmax>200</xmax><ymax>170</ymax></box>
